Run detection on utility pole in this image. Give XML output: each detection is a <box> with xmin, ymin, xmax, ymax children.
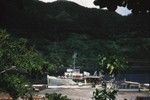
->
<box><xmin>72</xmin><ymin>52</ymin><xmax>77</xmax><ymax>70</ymax></box>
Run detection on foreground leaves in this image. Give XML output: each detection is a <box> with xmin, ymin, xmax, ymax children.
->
<box><xmin>98</xmin><ymin>55</ymin><xmax>128</xmax><ymax>76</ymax></box>
<box><xmin>0</xmin><ymin>29</ymin><xmax>52</xmax><ymax>98</ymax></box>
<box><xmin>46</xmin><ymin>93</ymin><xmax>71</xmax><ymax>100</ymax></box>
<box><xmin>93</xmin><ymin>88</ymin><xmax>117</xmax><ymax>100</ymax></box>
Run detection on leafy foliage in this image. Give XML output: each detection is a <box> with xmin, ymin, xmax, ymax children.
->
<box><xmin>98</xmin><ymin>55</ymin><xmax>128</xmax><ymax>76</ymax></box>
<box><xmin>93</xmin><ymin>88</ymin><xmax>117</xmax><ymax>100</ymax></box>
<box><xmin>45</xmin><ymin>93</ymin><xmax>71</xmax><ymax>100</ymax></box>
<box><xmin>0</xmin><ymin>0</ymin><xmax>149</xmax><ymax>75</ymax></box>
<box><xmin>0</xmin><ymin>75</ymin><xmax>31</xmax><ymax>99</ymax></box>
<box><xmin>0</xmin><ymin>29</ymin><xmax>52</xmax><ymax>98</ymax></box>
<box><xmin>37</xmin><ymin>34</ymin><xmax>103</xmax><ymax>74</ymax></box>
<box><xmin>1</xmin><ymin>0</ymin><xmax>149</xmax><ymax>39</ymax></box>
<box><xmin>32</xmin><ymin>32</ymin><xmax>150</xmax><ymax>75</ymax></box>
<box><xmin>0</xmin><ymin>0</ymin><xmax>149</xmax><ymax>98</ymax></box>
<box><xmin>0</xmin><ymin>29</ymin><xmax>51</xmax><ymax>73</ymax></box>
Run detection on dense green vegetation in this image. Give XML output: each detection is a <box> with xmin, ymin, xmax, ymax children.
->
<box><xmin>0</xmin><ymin>0</ymin><xmax>150</xmax><ymax>97</ymax></box>
<box><xmin>0</xmin><ymin>75</ymin><xmax>30</xmax><ymax>99</ymax></box>
<box><xmin>93</xmin><ymin>88</ymin><xmax>117</xmax><ymax>100</ymax></box>
<box><xmin>0</xmin><ymin>30</ymin><xmax>53</xmax><ymax>75</ymax></box>
<box><xmin>0</xmin><ymin>0</ymin><xmax>149</xmax><ymax>73</ymax></box>
<box><xmin>0</xmin><ymin>0</ymin><xmax>149</xmax><ymax>72</ymax></box>
<box><xmin>98</xmin><ymin>55</ymin><xmax>128</xmax><ymax>76</ymax></box>
<box><xmin>46</xmin><ymin>93</ymin><xmax>70</xmax><ymax>100</ymax></box>
<box><xmin>0</xmin><ymin>29</ymin><xmax>52</xmax><ymax>98</ymax></box>
<box><xmin>0</xmin><ymin>0</ymin><xmax>150</xmax><ymax>38</ymax></box>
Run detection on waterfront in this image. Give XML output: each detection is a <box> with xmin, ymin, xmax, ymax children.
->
<box><xmin>38</xmin><ymin>88</ymin><xmax>150</xmax><ymax>100</ymax></box>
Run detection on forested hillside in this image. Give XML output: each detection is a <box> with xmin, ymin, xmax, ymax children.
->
<box><xmin>0</xmin><ymin>0</ymin><xmax>150</xmax><ymax>74</ymax></box>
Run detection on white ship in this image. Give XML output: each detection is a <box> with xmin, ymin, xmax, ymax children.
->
<box><xmin>47</xmin><ymin>53</ymin><xmax>102</xmax><ymax>87</ymax></box>
<box><xmin>47</xmin><ymin>75</ymin><xmax>76</xmax><ymax>86</ymax></box>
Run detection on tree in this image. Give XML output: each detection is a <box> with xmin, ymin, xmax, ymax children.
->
<box><xmin>93</xmin><ymin>0</ymin><xmax>150</xmax><ymax>14</ymax></box>
<box><xmin>98</xmin><ymin>55</ymin><xmax>128</xmax><ymax>76</ymax></box>
<box><xmin>0</xmin><ymin>29</ymin><xmax>51</xmax><ymax>98</ymax></box>
<box><xmin>93</xmin><ymin>88</ymin><xmax>117</xmax><ymax>100</ymax></box>
<box><xmin>0</xmin><ymin>75</ymin><xmax>31</xmax><ymax>99</ymax></box>
<box><xmin>0</xmin><ymin>29</ymin><xmax>50</xmax><ymax>74</ymax></box>
<box><xmin>93</xmin><ymin>50</ymin><xmax>128</xmax><ymax>100</ymax></box>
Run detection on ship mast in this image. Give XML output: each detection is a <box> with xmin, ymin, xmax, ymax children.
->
<box><xmin>72</xmin><ymin>52</ymin><xmax>77</xmax><ymax>70</ymax></box>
